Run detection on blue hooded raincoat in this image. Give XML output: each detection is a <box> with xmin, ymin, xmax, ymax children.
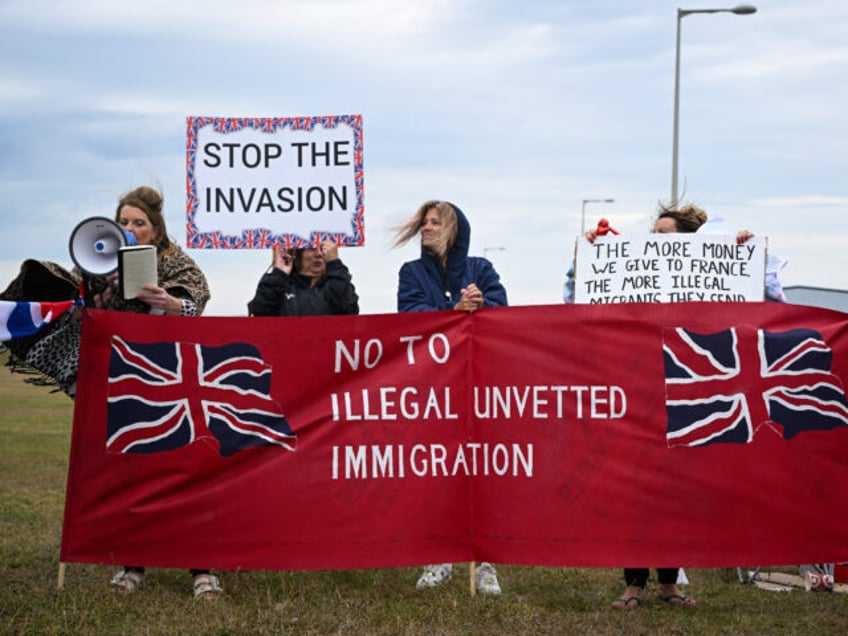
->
<box><xmin>397</xmin><ymin>203</ymin><xmax>508</xmax><ymax>312</ymax></box>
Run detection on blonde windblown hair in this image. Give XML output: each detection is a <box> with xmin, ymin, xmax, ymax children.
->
<box><xmin>392</xmin><ymin>200</ymin><xmax>458</xmax><ymax>264</ymax></box>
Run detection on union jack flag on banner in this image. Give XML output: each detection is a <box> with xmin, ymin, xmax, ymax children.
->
<box><xmin>664</xmin><ymin>325</ymin><xmax>848</xmax><ymax>448</ymax></box>
<box><xmin>106</xmin><ymin>337</ymin><xmax>297</xmax><ymax>457</ymax></box>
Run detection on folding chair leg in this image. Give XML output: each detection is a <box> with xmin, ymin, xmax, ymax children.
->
<box><xmin>737</xmin><ymin>566</ymin><xmax>762</xmax><ymax>583</ymax></box>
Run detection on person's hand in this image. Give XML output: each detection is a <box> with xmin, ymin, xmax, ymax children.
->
<box><xmin>584</xmin><ymin>229</ymin><xmax>599</xmax><ymax>244</ymax></box>
<box><xmin>272</xmin><ymin>246</ymin><xmax>294</xmax><ymax>274</ymax></box>
<box><xmin>136</xmin><ymin>284</ymin><xmax>180</xmax><ymax>314</ymax></box>
<box><xmin>320</xmin><ymin>240</ymin><xmax>339</xmax><ymax>262</ymax></box>
<box><xmin>91</xmin><ymin>273</ymin><xmax>119</xmax><ymax>309</ymax></box>
<box><xmin>454</xmin><ymin>283</ymin><xmax>483</xmax><ymax>313</ymax></box>
<box><xmin>736</xmin><ymin>229</ymin><xmax>755</xmax><ymax>244</ymax></box>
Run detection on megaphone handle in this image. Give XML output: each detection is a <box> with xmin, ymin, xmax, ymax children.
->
<box><xmin>81</xmin><ymin>276</ymin><xmax>95</xmax><ymax>308</ymax></box>
<box><xmin>80</xmin><ymin>275</ymin><xmax>112</xmax><ymax>308</ymax></box>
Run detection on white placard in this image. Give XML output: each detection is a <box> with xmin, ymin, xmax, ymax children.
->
<box><xmin>573</xmin><ymin>233</ymin><xmax>767</xmax><ymax>304</ymax></box>
<box><xmin>186</xmin><ymin>116</ymin><xmax>364</xmax><ymax>249</ymax></box>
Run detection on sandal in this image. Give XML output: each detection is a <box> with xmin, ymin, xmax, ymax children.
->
<box><xmin>110</xmin><ymin>569</ymin><xmax>144</xmax><ymax>593</ymax></box>
<box><xmin>193</xmin><ymin>573</ymin><xmax>223</xmax><ymax>600</ymax></box>
<box><xmin>660</xmin><ymin>593</ymin><xmax>696</xmax><ymax>606</ymax></box>
<box><xmin>611</xmin><ymin>596</ymin><xmax>641</xmax><ymax>610</ymax></box>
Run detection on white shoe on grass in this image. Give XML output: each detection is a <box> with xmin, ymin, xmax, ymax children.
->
<box><xmin>110</xmin><ymin>569</ymin><xmax>144</xmax><ymax>593</ymax></box>
<box><xmin>416</xmin><ymin>563</ymin><xmax>453</xmax><ymax>589</ymax></box>
<box><xmin>476</xmin><ymin>562</ymin><xmax>501</xmax><ymax>595</ymax></box>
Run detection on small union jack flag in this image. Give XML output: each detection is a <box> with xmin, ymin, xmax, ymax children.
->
<box><xmin>0</xmin><ymin>299</ymin><xmax>81</xmax><ymax>341</ymax></box>
<box><xmin>664</xmin><ymin>325</ymin><xmax>848</xmax><ymax>448</ymax></box>
<box><xmin>107</xmin><ymin>337</ymin><xmax>297</xmax><ymax>457</ymax></box>
<box><xmin>208</xmin><ymin>232</ymin><xmax>225</xmax><ymax>249</ymax></box>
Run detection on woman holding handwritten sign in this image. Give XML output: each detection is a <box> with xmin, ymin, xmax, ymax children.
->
<box><xmin>609</xmin><ymin>204</ymin><xmax>706</xmax><ymax>609</ymax></box>
<box><xmin>564</xmin><ymin>202</ymin><xmax>785</xmax><ymax>609</ymax></box>
<box><xmin>564</xmin><ymin>203</ymin><xmax>785</xmax><ymax>305</ymax></box>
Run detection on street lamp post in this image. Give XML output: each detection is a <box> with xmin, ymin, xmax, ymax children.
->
<box><xmin>581</xmin><ymin>198</ymin><xmax>615</xmax><ymax>234</ymax></box>
<box><xmin>671</xmin><ymin>4</ymin><xmax>757</xmax><ymax>205</ymax></box>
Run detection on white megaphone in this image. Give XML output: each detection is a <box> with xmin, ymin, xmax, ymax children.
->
<box><xmin>69</xmin><ymin>217</ymin><xmax>137</xmax><ymax>276</ymax></box>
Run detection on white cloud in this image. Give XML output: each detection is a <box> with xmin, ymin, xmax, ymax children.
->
<box><xmin>0</xmin><ymin>0</ymin><xmax>455</xmax><ymax>41</ymax></box>
<box><xmin>753</xmin><ymin>196</ymin><xmax>848</xmax><ymax>207</ymax></box>
<box><xmin>0</xmin><ymin>75</ymin><xmax>43</xmax><ymax>104</ymax></box>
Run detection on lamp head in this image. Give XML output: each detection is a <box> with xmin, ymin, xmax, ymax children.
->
<box><xmin>732</xmin><ymin>5</ymin><xmax>757</xmax><ymax>14</ymax></box>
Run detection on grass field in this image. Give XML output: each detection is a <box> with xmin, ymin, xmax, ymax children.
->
<box><xmin>1</xmin><ymin>351</ymin><xmax>847</xmax><ymax>635</ymax></box>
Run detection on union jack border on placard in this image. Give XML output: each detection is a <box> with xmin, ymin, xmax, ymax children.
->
<box><xmin>185</xmin><ymin>115</ymin><xmax>365</xmax><ymax>249</ymax></box>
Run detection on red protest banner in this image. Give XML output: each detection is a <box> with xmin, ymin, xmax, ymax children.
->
<box><xmin>61</xmin><ymin>303</ymin><xmax>848</xmax><ymax>571</ymax></box>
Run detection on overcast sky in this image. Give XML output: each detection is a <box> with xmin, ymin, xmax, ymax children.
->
<box><xmin>1</xmin><ymin>0</ymin><xmax>846</xmax><ymax>316</ymax></box>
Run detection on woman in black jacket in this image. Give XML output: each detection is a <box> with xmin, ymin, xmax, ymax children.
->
<box><xmin>248</xmin><ymin>241</ymin><xmax>359</xmax><ymax>316</ymax></box>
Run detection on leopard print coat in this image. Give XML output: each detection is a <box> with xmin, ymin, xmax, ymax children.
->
<box><xmin>2</xmin><ymin>246</ymin><xmax>210</xmax><ymax>395</ymax></box>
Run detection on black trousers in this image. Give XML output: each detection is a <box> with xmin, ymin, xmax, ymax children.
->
<box><xmin>125</xmin><ymin>566</ymin><xmax>210</xmax><ymax>577</ymax></box>
<box><xmin>624</xmin><ymin>568</ymin><xmax>679</xmax><ymax>588</ymax></box>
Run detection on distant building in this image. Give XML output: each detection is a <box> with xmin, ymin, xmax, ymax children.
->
<box><xmin>784</xmin><ymin>286</ymin><xmax>848</xmax><ymax>313</ymax></box>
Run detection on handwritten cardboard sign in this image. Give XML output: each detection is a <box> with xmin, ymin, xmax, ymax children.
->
<box><xmin>185</xmin><ymin>115</ymin><xmax>364</xmax><ymax>249</ymax></box>
<box><xmin>573</xmin><ymin>233</ymin><xmax>767</xmax><ymax>304</ymax></box>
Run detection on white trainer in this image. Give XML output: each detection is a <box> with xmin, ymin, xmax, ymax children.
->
<box><xmin>416</xmin><ymin>563</ymin><xmax>453</xmax><ymax>589</ymax></box>
<box><xmin>110</xmin><ymin>569</ymin><xmax>144</xmax><ymax>593</ymax></box>
<box><xmin>475</xmin><ymin>562</ymin><xmax>501</xmax><ymax>595</ymax></box>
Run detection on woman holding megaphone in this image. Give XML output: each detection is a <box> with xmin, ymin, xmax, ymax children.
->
<box><xmin>100</xmin><ymin>186</ymin><xmax>218</xmax><ymax>599</ymax></box>
<box><xmin>91</xmin><ymin>185</ymin><xmax>210</xmax><ymax>317</ymax></box>
<box><xmin>19</xmin><ymin>185</ymin><xmax>218</xmax><ymax>599</ymax></box>
<box><xmin>23</xmin><ymin>186</ymin><xmax>211</xmax><ymax>396</ymax></box>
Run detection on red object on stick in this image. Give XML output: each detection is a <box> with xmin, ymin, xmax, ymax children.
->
<box><xmin>596</xmin><ymin>218</ymin><xmax>619</xmax><ymax>235</ymax></box>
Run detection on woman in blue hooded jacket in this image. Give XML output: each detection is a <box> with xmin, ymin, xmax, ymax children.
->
<box><xmin>394</xmin><ymin>200</ymin><xmax>507</xmax><ymax>313</ymax></box>
<box><xmin>393</xmin><ymin>200</ymin><xmax>507</xmax><ymax>594</ymax></box>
